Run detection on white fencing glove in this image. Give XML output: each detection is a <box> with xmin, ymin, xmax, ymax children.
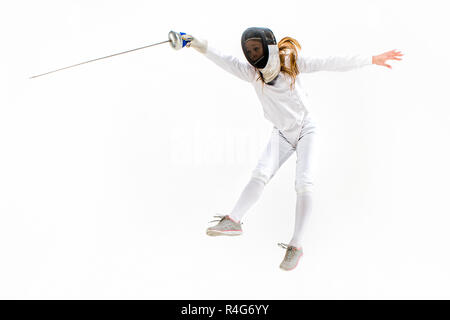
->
<box><xmin>182</xmin><ymin>34</ymin><xmax>208</xmax><ymax>54</ymax></box>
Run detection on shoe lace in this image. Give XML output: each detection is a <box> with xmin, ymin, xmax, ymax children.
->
<box><xmin>208</xmin><ymin>215</ymin><xmax>243</xmax><ymax>225</ymax></box>
<box><xmin>278</xmin><ymin>243</ymin><xmax>296</xmax><ymax>260</ymax></box>
<box><xmin>278</xmin><ymin>242</ymin><xmax>289</xmax><ymax>249</ymax></box>
<box><xmin>208</xmin><ymin>215</ymin><xmax>227</xmax><ymax>223</ymax></box>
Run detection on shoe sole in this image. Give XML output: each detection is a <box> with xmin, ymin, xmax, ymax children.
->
<box><xmin>206</xmin><ymin>229</ymin><xmax>242</xmax><ymax>237</ymax></box>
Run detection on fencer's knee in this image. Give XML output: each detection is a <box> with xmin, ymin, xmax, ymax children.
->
<box><xmin>251</xmin><ymin>169</ymin><xmax>270</xmax><ymax>185</ymax></box>
<box><xmin>295</xmin><ymin>181</ymin><xmax>314</xmax><ymax>194</ymax></box>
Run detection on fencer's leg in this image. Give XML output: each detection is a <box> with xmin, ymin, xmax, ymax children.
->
<box><xmin>229</xmin><ymin>128</ymin><xmax>294</xmax><ymax>222</ymax></box>
<box><xmin>289</xmin><ymin>130</ymin><xmax>317</xmax><ymax>248</ymax></box>
<box><xmin>228</xmin><ymin>177</ymin><xmax>266</xmax><ymax>223</ymax></box>
<box><xmin>289</xmin><ymin>192</ymin><xmax>313</xmax><ymax>248</ymax></box>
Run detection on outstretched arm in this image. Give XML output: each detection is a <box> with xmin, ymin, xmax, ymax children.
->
<box><xmin>297</xmin><ymin>49</ymin><xmax>403</xmax><ymax>73</ymax></box>
<box><xmin>185</xmin><ymin>34</ymin><xmax>256</xmax><ymax>83</ymax></box>
<box><xmin>297</xmin><ymin>54</ymin><xmax>372</xmax><ymax>73</ymax></box>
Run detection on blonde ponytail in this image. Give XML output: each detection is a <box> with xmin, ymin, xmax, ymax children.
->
<box><xmin>278</xmin><ymin>37</ymin><xmax>301</xmax><ymax>90</ymax></box>
<box><xmin>256</xmin><ymin>36</ymin><xmax>302</xmax><ymax>90</ymax></box>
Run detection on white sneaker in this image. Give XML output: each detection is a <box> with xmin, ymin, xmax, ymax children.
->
<box><xmin>206</xmin><ymin>215</ymin><xmax>243</xmax><ymax>236</ymax></box>
<box><xmin>278</xmin><ymin>243</ymin><xmax>303</xmax><ymax>271</ymax></box>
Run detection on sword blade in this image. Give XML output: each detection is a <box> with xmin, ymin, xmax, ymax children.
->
<box><xmin>30</xmin><ymin>39</ymin><xmax>170</xmax><ymax>79</ymax></box>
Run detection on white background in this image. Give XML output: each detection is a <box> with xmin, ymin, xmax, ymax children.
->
<box><xmin>1</xmin><ymin>0</ymin><xmax>449</xmax><ymax>299</ymax></box>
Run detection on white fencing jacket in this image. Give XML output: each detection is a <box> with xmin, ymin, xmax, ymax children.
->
<box><xmin>203</xmin><ymin>45</ymin><xmax>372</xmax><ymax>146</ymax></box>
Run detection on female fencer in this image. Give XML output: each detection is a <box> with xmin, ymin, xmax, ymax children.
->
<box><xmin>181</xmin><ymin>28</ymin><xmax>402</xmax><ymax>271</ymax></box>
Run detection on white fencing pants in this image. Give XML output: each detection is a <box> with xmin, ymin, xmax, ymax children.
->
<box><xmin>229</xmin><ymin>115</ymin><xmax>317</xmax><ymax>247</ymax></box>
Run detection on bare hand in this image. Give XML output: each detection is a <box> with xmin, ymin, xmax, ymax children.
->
<box><xmin>372</xmin><ymin>50</ymin><xmax>403</xmax><ymax>69</ymax></box>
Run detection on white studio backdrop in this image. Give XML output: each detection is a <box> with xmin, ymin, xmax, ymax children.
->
<box><xmin>1</xmin><ymin>0</ymin><xmax>449</xmax><ymax>299</ymax></box>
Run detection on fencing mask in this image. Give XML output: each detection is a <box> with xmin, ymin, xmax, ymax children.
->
<box><xmin>241</xmin><ymin>27</ymin><xmax>280</xmax><ymax>84</ymax></box>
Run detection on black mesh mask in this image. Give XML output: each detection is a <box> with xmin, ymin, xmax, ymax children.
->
<box><xmin>241</xmin><ymin>27</ymin><xmax>277</xmax><ymax>69</ymax></box>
